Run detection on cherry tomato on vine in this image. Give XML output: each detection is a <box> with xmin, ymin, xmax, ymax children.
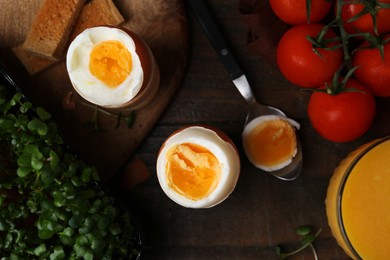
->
<box><xmin>307</xmin><ymin>78</ymin><xmax>376</xmax><ymax>143</ymax></box>
<box><xmin>352</xmin><ymin>37</ymin><xmax>390</xmax><ymax>97</ymax></box>
<box><xmin>276</xmin><ymin>23</ymin><xmax>343</xmax><ymax>88</ymax></box>
<box><xmin>270</xmin><ymin>0</ymin><xmax>332</xmax><ymax>25</ymax></box>
<box><xmin>340</xmin><ymin>0</ymin><xmax>390</xmax><ymax>35</ymax></box>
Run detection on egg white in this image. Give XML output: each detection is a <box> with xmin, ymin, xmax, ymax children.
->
<box><xmin>66</xmin><ymin>26</ymin><xmax>144</xmax><ymax>107</ymax></box>
<box><xmin>156</xmin><ymin>126</ymin><xmax>240</xmax><ymax>208</ymax></box>
<box><xmin>242</xmin><ymin>115</ymin><xmax>300</xmax><ymax>172</ymax></box>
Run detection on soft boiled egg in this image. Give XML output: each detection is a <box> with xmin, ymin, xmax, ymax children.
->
<box><xmin>66</xmin><ymin>26</ymin><xmax>145</xmax><ymax>107</ymax></box>
<box><xmin>156</xmin><ymin>126</ymin><xmax>240</xmax><ymax>208</ymax></box>
<box><xmin>242</xmin><ymin>115</ymin><xmax>300</xmax><ymax>172</ymax></box>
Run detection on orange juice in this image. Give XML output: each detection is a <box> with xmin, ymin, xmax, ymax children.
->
<box><xmin>325</xmin><ymin>137</ymin><xmax>390</xmax><ymax>259</ymax></box>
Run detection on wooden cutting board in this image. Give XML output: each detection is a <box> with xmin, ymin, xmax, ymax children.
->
<box><xmin>0</xmin><ymin>0</ymin><xmax>189</xmax><ymax>181</ymax></box>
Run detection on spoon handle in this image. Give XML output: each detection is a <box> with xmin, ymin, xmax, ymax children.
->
<box><xmin>187</xmin><ymin>0</ymin><xmax>243</xmax><ymax>80</ymax></box>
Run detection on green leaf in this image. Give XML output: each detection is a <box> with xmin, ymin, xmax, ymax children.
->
<box><xmin>97</xmin><ymin>216</ymin><xmax>110</xmax><ymax>230</ymax></box>
<box><xmin>10</xmin><ymin>92</ymin><xmax>22</xmax><ymax>106</ymax></box>
<box><xmin>37</xmin><ymin>122</ymin><xmax>49</xmax><ymax>136</ymax></box>
<box><xmin>50</xmin><ymin>246</ymin><xmax>65</xmax><ymax>260</ymax></box>
<box><xmin>73</xmin><ymin>198</ymin><xmax>91</xmax><ymax>214</ymax></box>
<box><xmin>109</xmin><ymin>224</ymin><xmax>122</xmax><ymax>236</ymax></box>
<box><xmin>63</xmin><ymin>183</ymin><xmax>76</xmax><ymax>200</ymax></box>
<box><xmin>20</xmin><ymin>101</ymin><xmax>32</xmax><ymax>113</ymax></box>
<box><xmin>41</xmin><ymin>165</ymin><xmax>55</xmax><ymax>186</ymax></box>
<box><xmin>17</xmin><ymin>153</ymin><xmax>31</xmax><ymax>167</ymax></box>
<box><xmin>75</xmin><ymin>234</ymin><xmax>89</xmax><ymax>246</ymax></box>
<box><xmin>74</xmin><ymin>243</ymin><xmax>93</xmax><ymax>260</ymax></box>
<box><xmin>8</xmin><ymin>203</ymin><xmax>22</xmax><ymax>218</ymax></box>
<box><xmin>91</xmin><ymin>236</ymin><xmax>106</xmax><ymax>256</ymax></box>
<box><xmin>38</xmin><ymin>229</ymin><xmax>54</xmax><ymax>240</ymax></box>
<box><xmin>17</xmin><ymin>166</ymin><xmax>31</xmax><ymax>177</ymax></box>
<box><xmin>33</xmin><ymin>243</ymin><xmax>47</xmax><ymax>256</ymax></box>
<box><xmin>0</xmin><ymin>217</ymin><xmax>8</xmax><ymax>231</ymax></box>
<box><xmin>65</xmin><ymin>162</ymin><xmax>78</xmax><ymax>177</ymax></box>
<box><xmin>275</xmin><ymin>246</ymin><xmax>282</xmax><ymax>256</ymax></box>
<box><xmin>54</xmin><ymin>208</ymin><xmax>68</xmax><ymax>222</ymax></box>
<box><xmin>104</xmin><ymin>205</ymin><xmax>117</xmax><ymax>220</ymax></box>
<box><xmin>52</xmin><ymin>191</ymin><xmax>66</xmax><ymax>207</ymax></box>
<box><xmin>69</xmin><ymin>214</ymin><xmax>84</xmax><ymax>229</ymax></box>
<box><xmin>62</xmin><ymin>227</ymin><xmax>75</xmax><ymax>237</ymax></box>
<box><xmin>71</xmin><ymin>175</ymin><xmax>83</xmax><ymax>187</ymax></box>
<box><xmin>37</xmin><ymin>107</ymin><xmax>52</xmax><ymax>121</ymax></box>
<box><xmin>60</xmin><ymin>234</ymin><xmax>74</xmax><ymax>246</ymax></box>
<box><xmin>28</xmin><ymin>118</ymin><xmax>48</xmax><ymax>136</ymax></box>
<box><xmin>295</xmin><ymin>225</ymin><xmax>312</xmax><ymax>236</ymax></box>
<box><xmin>0</xmin><ymin>118</ymin><xmax>15</xmax><ymax>132</ymax></box>
<box><xmin>49</xmin><ymin>150</ymin><xmax>60</xmax><ymax>171</ymax></box>
<box><xmin>300</xmin><ymin>233</ymin><xmax>316</xmax><ymax>246</ymax></box>
<box><xmin>0</xmin><ymin>96</ymin><xmax>6</xmax><ymax>105</ymax></box>
<box><xmin>23</xmin><ymin>143</ymin><xmax>40</xmax><ymax>155</ymax></box>
<box><xmin>4</xmin><ymin>232</ymin><xmax>13</xmax><ymax>249</ymax></box>
<box><xmin>40</xmin><ymin>198</ymin><xmax>53</xmax><ymax>213</ymax></box>
<box><xmin>81</xmin><ymin>168</ymin><xmax>91</xmax><ymax>183</ymax></box>
<box><xmin>31</xmin><ymin>154</ymin><xmax>44</xmax><ymax>171</ymax></box>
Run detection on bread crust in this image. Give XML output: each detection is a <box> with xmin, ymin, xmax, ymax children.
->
<box><xmin>70</xmin><ymin>0</ymin><xmax>125</xmax><ymax>41</ymax></box>
<box><xmin>12</xmin><ymin>45</ymin><xmax>56</xmax><ymax>75</ymax></box>
<box><xmin>23</xmin><ymin>0</ymin><xmax>85</xmax><ymax>59</ymax></box>
<box><xmin>16</xmin><ymin>0</ymin><xmax>124</xmax><ymax>75</ymax></box>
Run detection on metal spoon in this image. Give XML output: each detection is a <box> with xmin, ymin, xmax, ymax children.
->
<box><xmin>188</xmin><ymin>0</ymin><xmax>302</xmax><ymax>180</ymax></box>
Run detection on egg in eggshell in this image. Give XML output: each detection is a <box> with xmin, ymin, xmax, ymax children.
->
<box><xmin>242</xmin><ymin>115</ymin><xmax>300</xmax><ymax>172</ymax></box>
<box><xmin>156</xmin><ymin>125</ymin><xmax>241</xmax><ymax>208</ymax></box>
<box><xmin>66</xmin><ymin>26</ymin><xmax>159</xmax><ymax>110</ymax></box>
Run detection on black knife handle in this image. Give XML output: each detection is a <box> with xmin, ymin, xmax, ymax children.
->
<box><xmin>188</xmin><ymin>0</ymin><xmax>243</xmax><ymax>80</ymax></box>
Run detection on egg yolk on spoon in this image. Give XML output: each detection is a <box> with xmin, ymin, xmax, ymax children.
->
<box><xmin>166</xmin><ymin>143</ymin><xmax>221</xmax><ymax>200</ymax></box>
<box><xmin>89</xmin><ymin>40</ymin><xmax>132</xmax><ymax>87</ymax></box>
<box><xmin>243</xmin><ymin>117</ymin><xmax>297</xmax><ymax>171</ymax></box>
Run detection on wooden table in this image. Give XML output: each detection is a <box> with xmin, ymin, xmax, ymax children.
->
<box><xmin>1</xmin><ymin>0</ymin><xmax>388</xmax><ymax>259</ymax></box>
<box><xmin>123</xmin><ymin>0</ymin><xmax>390</xmax><ymax>259</ymax></box>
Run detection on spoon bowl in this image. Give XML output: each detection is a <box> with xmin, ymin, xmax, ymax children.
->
<box><xmin>188</xmin><ymin>0</ymin><xmax>303</xmax><ymax>180</ymax></box>
<box><xmin>233</xmin><ymin>75</ymin><xmax>302</xmax><ymax>181</ymax></box>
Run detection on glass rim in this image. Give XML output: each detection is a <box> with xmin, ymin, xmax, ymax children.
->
<box><xmin>336</xmin><ymin>136</ymin><xmax>390</xmax><ymax>260</ymax></box>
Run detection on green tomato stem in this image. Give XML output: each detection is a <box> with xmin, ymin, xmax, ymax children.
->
<box><xmin>336</xmin><ymin>0</ymin><xmax>353</xmax><ymax>71</ymax></box>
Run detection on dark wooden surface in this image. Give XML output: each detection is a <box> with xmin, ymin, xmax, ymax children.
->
<box><xmin>1</xmin><ymin>0</ymin><xmax>388</xmax><ymax>259</ymax></box>
<box><xmin>123</xmin><ymin>0</ymin><xmax>390</xmax><ymax>259</ymax></box>
<box><xmin>122</xmin><ymin>1</ymin><xmax>390</xmax><ymax>259</ymax></box>
<box><xmin>0</xmin><ymin>0</ymin><xmax>189</xmax><ymax>182</ymax></box>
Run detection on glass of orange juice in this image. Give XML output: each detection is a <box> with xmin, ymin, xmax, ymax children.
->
<box><xmin>325</xmin><ymin>136</ymin><xmax>390</xmax><ymax>259</ymax></box>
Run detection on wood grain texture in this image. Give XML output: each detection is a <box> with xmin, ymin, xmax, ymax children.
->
<box><xmin>0</xmin><ymin>0</ymin><xmax>189</xmax><ymax>181</ymax></box>
<box><xmin>2</xmin><ymin>0</ymin><xmax>390</xmax><ymax>259</ymax></box>
<box><xmin>120</xmin><ymin>0</ymin><xmax>390</xmax><ymax>259</ymax></box>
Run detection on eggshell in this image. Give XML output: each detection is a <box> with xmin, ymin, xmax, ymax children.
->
<box><xmin>156</xmin><ymin>125</ymin><xmax>240</xmax><ymax>208</ymax></box>
<box><xmin>66</xmin><ymin>26</ymin><xmax>159</xmax><ymax>110</ymax></box>
<box><xmin>242</xmin><ymin>115</ymin><xmax>300</xmax><ymax>172</ymax></box>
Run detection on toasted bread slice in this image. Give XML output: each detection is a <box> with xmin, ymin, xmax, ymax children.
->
<box><xmin>15</xmin><ymin>0</ymin><xmax>125</xmax><ymax>75</ymax></box>
<box><xmin>12</xmin><ymin>45</ymin><xmax>56</xmax><ymax>75</ymax></box>
<box><xmin>70</xmin><ymin>0</ymin><xmax>125</xmax><ymax>41</ymax></box>
<box><xmin>23</xmin><ymin>0</ymin><xmax>85</xmax><ymax>60</ymax></box>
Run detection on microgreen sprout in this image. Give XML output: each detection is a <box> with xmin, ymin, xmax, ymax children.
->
<box><xmin>80</xmin><ymin>101</ymin><xmax>136</xmax><ymax>131</ymax></box>
<box><xmin>0</xmin><ymin>84</ymin><xmax>141</xmax><ymax>258</ymax></box>
<box><xmin>275</xmin><ymin>225</ymin><xmax>322</xmax><ymax>260</ymax></box>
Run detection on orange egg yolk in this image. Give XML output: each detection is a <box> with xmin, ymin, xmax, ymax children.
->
<box><xmin>89</xmin><ymin>40</ymin><xmax>132</xmax><ymax>88</ymax></box>
<box><xmin>244</xmin><ymin>119</ymin><xmax>296</xmax><ymax>168</ymax></box>
<box><xmin>166</xmin><ymin>143</ymin><xmax>221</xmax><ymax>200</ymax></box>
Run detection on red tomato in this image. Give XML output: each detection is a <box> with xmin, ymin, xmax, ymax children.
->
<box><xmin>276</xmin><ymin>23</ymin><xmax>343</xmax><ymax>88</ymax></box>
<box><xmin>308</xmin><ymin>79</ymin><xmax>376</xmax><ymax>142</ymax></box>
<box><xmin>353</xmin><ymin>37</ymin><xmax>390</xmax><ymax>97</ymax></box>
<box><xmin>270</xmin><ymin>0</ymin><xmax>332</xmax><ymax>25</ymax></box>
<box><xmin>341</xmin><ymin>0</ymin><xmax>390</xmax><ymax>35</ymax></box>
